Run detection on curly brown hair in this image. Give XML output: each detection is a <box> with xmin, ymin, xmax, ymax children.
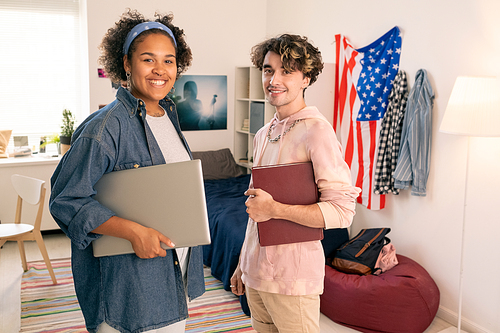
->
<box><xmin>250</xmin><ymin>34</ymin><xmax>323</xmax><ymax>86</ymax></box>
<box><xmin>98</xmin><ymin>9</ymin><xmax>192</xmax><ymax>83</ymax></box>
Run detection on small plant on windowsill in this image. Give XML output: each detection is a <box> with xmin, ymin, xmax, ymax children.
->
<box><xmin>60</xmin><ymin>109</ymin><xmax>75</xmax><ymax>143</ymax></box>
<box><xmin>60</xmin><ymin>109</ymin><xmax>75</xmax><ymax>155</ymax></box>
<box><xmin>40</xmin><ymin>133</ymin><xmax>60</xmax><ymax>155</ymax></box>
<box><xmin>40</xmin><ymin>133</ymin><xmax>60</xmax><ymax>146</ymax></box>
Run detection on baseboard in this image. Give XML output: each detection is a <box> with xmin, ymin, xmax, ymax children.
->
<box><xmin>437</xmin><ymin>306</ymin><xmax>494</xmax><ymax>333</ymax></box>
<box><xmin>437</xmin><ymin>328</ymin><xmax>467</xmax><ymax>333</ymax></box>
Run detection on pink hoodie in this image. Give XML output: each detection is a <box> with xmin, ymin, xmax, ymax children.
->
<box><xmin>240</xmin><ymin>106</ymin><xmax>361</xmax><ymax>296</ymax></box>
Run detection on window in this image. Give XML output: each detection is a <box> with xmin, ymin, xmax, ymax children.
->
<box><xmin>0</xmin><ymin>0</ymin><xmax>88</xmax><ymax>151</ymax></box>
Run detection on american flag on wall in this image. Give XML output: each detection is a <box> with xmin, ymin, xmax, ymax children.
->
<box><xmin>333</xmin><ymin>26</ymin><xmax>402</xmax><ymax>210</ymax></box>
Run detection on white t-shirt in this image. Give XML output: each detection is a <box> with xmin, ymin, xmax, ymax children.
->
<box><xmin>146</xmin><ymin>111</ymin><xmax>190</xmax><ymax>279</ymax></box>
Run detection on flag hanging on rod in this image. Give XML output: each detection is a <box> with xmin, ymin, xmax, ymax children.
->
<box><xmin>333</xmin><ymin>26</ymin><xmax>402</xmax><ymax>210</ymax></box>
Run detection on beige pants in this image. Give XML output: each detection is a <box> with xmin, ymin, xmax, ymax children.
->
<box><xmin>246</xmin><ymin>287</ymin><xmax>320</xmax><ymax>333</ymax></box>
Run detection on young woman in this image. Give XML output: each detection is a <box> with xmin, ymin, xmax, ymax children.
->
<box><xmin>49</xmin><ymin>9</ymin><xmax>204</xmax><ymax>333</ymax></box>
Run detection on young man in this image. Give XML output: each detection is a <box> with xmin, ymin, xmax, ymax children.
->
<box><xmin>230</xmin><ymin>34</ymin><xmax>361</xmax><ymax>332</ymax></box>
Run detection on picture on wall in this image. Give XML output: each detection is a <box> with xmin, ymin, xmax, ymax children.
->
<box><xmin>171</xmin><ymin>75</ymin><xmax>227</xmax><ymax>131</ymax></box>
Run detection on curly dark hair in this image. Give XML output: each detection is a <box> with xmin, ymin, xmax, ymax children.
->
<box><xmin>250</xmin><ymin>34</ymin><xmax>323</xmax><ymax>86</ymax></box>
<box><xmin>98</xmin><ymin>9</ymin><xmax>192</xmax><ymax>83</ymax></box>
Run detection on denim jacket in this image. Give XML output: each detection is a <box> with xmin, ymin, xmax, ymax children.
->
<box><xmin>49</xmin><ymin>87</ymin><xmax>205</xmax><ymax>333</ymax></box>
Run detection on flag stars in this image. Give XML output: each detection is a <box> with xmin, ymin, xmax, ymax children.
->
<box><xmin>351</xmin><ymin>27</ymin><xmax>402</xmax><ymax>122</ymax></box>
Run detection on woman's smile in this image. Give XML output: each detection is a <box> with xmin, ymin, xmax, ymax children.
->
<box><xmin>124</xmin><ymin>33</ymin><xmax>177</xmax><ymax>113</ymax></box>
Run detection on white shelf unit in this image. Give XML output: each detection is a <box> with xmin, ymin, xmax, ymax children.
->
<box><xmin>234</xmin><ymin>67</ymin><xmax>275</xmax><ymax>171</ymax></box>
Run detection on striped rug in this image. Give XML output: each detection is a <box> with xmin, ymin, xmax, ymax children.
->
<box><xmin>184</xmin><ymin>270</ymin><xmax>255</xmax><ymax>332</ymax></box>
<box><xmin>20</xmin><ymin>259</ymin><xmax>86</xmax><ymax>332</ymax></box>
<box><xmin>20</xmin><ymin>259</ymin><xmax>255</xmax><ymax>332</ymax></box>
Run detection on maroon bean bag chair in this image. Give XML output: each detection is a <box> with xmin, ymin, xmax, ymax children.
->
<box><xmin>320</xmin><ymin>254</ymin><xmax>440</xmax><ymax>333</ymax></box>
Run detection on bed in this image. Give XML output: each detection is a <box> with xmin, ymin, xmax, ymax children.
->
<box><xmin>192</xmin><ymin>148</ymin><xmax>251</xmax><ymax>314</ymax></box>
<box><xmin>201</xmin><ymin>174</ymin><xmax>250</xmax><ymax>287</ymax></box>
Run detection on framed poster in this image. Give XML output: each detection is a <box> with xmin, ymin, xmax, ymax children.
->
<box><xmin>171</xmin><ymin>75</ymin><xmax>227</xmax><ymax>131</ymax></box>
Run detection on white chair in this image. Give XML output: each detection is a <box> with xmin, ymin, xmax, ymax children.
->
<box><xmin>0</xmin><ymin>174</ymin><xmax>57</xmax><ymax>284</ymax></box>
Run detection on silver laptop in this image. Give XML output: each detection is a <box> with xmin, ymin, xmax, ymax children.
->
<box><xmin>92</xmin><ymin>159</ymin><xmax>210</xmax><ymax>257</ymax></box>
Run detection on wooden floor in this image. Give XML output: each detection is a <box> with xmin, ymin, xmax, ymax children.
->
<box><xmin>0</xmin><ymin>232</ymin><xmax>455</xmax><ymax>333</ymax></box>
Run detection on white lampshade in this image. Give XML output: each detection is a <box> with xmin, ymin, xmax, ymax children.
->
<box><xmin>440</xmin><ymin>76</ymin><xmax>500</xmax><ymax>137</ymax></box>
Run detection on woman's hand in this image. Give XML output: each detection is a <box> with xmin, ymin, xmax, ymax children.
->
<box><xmin>230</xmin><ymin>264</ymin><xmax>245</xmax><ymax>296</ymax></box>
<box><xmin>92</xmin><ymin>216</ymin><xmax>175</xmax><ymax>259</ymax></box>
<box><xmin>129</xmin><ymin>225</ymin><xmax>174</xmax><ymax>259</ymax></box>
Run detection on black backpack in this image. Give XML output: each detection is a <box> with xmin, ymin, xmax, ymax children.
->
<box><xmin>331</xmin><ymin>228</ymin><xmax>391</xmax><ymax>275</ymax></box>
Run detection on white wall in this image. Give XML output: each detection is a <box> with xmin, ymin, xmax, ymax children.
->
<box><xmin>84</xmin><ymin>0</ymin><xmax>500</xmax><ymax>331</ymax></box>
<box><xmin>265</xmin><ymin>0</ymin><xmax>500</xmax><ymax>332</ymax></box>
<box><xmin>86</xmin><ymin>0</ymin><xmax>267</xmax><ymax>152</ymax></box>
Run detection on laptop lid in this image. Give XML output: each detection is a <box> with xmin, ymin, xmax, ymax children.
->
<box><xmin>92</xmin><ymin>159</ymin><xmax>210</xmax><ymax>257</ymax></box>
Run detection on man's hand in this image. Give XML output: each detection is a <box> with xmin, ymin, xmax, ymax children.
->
<box><xmin>244</xmin><ymin>188</ymin><xmax>279</xmax><ymax>222</ymax></box>
<box><xmin>245</xmin><ymin>188</ymin><xmax>325</xmax><ymax>228</ymax></box>
<box><xmin>230</xmin><ymin>265</ymin><xmax>245</xmax><ymax>296</ymax></box>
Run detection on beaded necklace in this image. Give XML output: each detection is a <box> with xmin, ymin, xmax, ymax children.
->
<box><xmin>266</xmin><ymin>119</ymin><xmax>304</xmax><ymax>143</ymax></box>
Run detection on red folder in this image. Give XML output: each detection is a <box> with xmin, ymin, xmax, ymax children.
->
<box><xmin>251</xmin><ymin>162</ymin><xmax>324</xmax><ymax>246</ymax></box>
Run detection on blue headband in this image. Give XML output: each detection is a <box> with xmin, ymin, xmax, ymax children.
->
<box><xmin>123</xmin><ymin>21</ymin><xmax>177</xmax><ymax>55</ymax></box>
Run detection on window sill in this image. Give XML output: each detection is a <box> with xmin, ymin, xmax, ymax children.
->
<box><xmin>0</xmin><ymin>154</ymin><xmax>61</xmax><ymax>168</ymax></box>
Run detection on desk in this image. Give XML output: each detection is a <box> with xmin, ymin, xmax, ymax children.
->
<box><xmin>0</xmin><ymin>155</ymin><xmax>61</xmax><ymax>231</ymax></box>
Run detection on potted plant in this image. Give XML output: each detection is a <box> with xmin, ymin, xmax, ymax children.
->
<box><xmin>60</xmin><ymin>109</ymin><xmax>75</xmax><ymax>155</ymax></box>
